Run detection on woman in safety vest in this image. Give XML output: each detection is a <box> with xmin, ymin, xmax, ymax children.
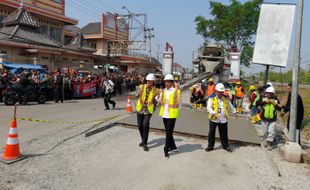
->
<box><xmin>235</xmin><ymin>81</ymin><xmax>244</xmax><ymax>113</ymax></box>
<box><xmin>256</xmin><ymin>86</ymin><xmax>282</xmax><ymax>151</ymax></box>
<box><xmin>136</xmin><ymin>73</ymin><xmax>159</xmax><ymax>151</ymax></box>
<box><xmin>156</xmin><ymin>74</ymin><xmax>181</xmax><ymax>158</ymax></box>
<box><xmin>206</xmin><ymin>83</ymin><xmax>236</xmax><ymax>153</ymax></box>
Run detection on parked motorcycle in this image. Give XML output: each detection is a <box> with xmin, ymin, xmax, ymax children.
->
<box><xmin>2</xmin><ymin>84</ymin><xmax>48</xmax><ymax>105</ymax></box>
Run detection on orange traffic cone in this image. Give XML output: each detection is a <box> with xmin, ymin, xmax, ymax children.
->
<box><xmin>126</xmin><ymin>96</ymin><xmax>133</xmax><ymax>113</ymax></box>
<box><xmin>1</xmin><ymin>118</ymin><xmax>25</xmax><ymax>164</ymax></box>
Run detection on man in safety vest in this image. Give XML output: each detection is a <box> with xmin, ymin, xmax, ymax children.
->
<box><xmin>248</xmin><ymin>85</ymin><xmax>261</xmax><ymax>124</ymax></box>
<box><xmin>256</xmin><ymin>86</ymin><xmax>282</xmax><ymax>151</ymax></box>
<box><xmin>235</xmin><ymin>81</ymin><xmax>244</xmax><ymax>113</ymax></box>
<box><xmin>136</xmin><ymin>73</ymin><xmax>159</xmax><ymax>151</ymax></box>
<box><xmin>206</xmin><ymin>78</ymin><xmax>216</xmax><ymax>99</ymax></box>
<box><xmin>206</xmin><ymin>83</ymin><xmax>236</xmax><ymax>153</ymax></box>
<box><xmin>156</xmin><ymin>74</ymin><xmax>181</xmax><ymax>158</ymax></box>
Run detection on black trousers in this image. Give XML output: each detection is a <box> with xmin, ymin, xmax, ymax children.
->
<box><xmin>104</xmin><ymin>93</ymin><xmax>115</xmax><ymax>109</ymax></box>
<box><xmin>55</xmin><ymin>87</ymin><xmax>63</xmax><ymax>103</ymax></box>
<box><xmin>137</xmin><ymin>113</ymin><xmax>152</xmax><ymax>145</ymax></box>
<box><xmin>208</xmin><ymin>120</ymin><xmax>229</xmax><ymax>148</ymax></box>
<box><xmin>163</xmin><ymin>118</ymin><xmax>177</xmax><ymax>152</ymax></box>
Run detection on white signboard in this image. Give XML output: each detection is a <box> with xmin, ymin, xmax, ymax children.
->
<box><xmin>229</xmin><ymin>52</ymin><xmax>241</xmax><ymax>80</ymax></box>
<box><xmin>252</xmin><ymin>3</ymin><xmax>296</xmax><ymax>67</ymax></box>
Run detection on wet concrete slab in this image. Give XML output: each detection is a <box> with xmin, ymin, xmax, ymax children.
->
<box><xmin>117</xmin><ymin>108</ymin><xmax>261</xmax><ymax>145</ymax></box>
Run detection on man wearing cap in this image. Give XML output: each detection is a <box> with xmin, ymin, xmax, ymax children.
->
<box><xmin>157</xmin><ymin>74</ymin><xmax>182</xmax><ymax>158</ymax></box>
<box><xmin>136</xmin><ymin>73</ymin><xmax>159</xmax><ymax>151</ymax></box>
<box><xmin>235</xmin><ymin>81</ymin><xmax>244</xmax><ymax>113</ymax></box>
<box><xmin>206</xmin><ymin>83</ymin><xmax>236</xmax><ymax>152</ymax></box>
<box><xmin>206</xmin><ymin>78</ymin><xmax>216</xmax><ymax>99</ymax></box>
<box><xmin>256</xmin><ymin>86</ymin><xmax>282</xmax><ymax>151</ymax></box>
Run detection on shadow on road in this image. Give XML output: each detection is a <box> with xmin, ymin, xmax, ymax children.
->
<box><xmin>148</xmin><ymin>138</ymin><xmax>182</xmax><ymax>149</ymax></box>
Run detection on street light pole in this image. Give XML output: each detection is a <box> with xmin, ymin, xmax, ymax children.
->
<box><xmin>289</xmin><ymin>0</ymin><xmax>304</xmax><ymax>142</ymax></box>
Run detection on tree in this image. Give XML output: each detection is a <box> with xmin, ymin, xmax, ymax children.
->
<box><xmin>195</xmin><ymin>0</ymin><xmax>263</xmax><ymax>67</ymax></box>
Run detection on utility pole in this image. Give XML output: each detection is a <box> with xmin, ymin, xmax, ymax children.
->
<box><xmin>264</xmin><ymin>65</ymin><xmax>270</xmax><ymax>86</ymax></box>
<box><xmin>144</xmin><ymin>28</ymin><xmax>154</xmax><ymax>63</ymax></box>
<box><xmin>289</xmin><ymin>0</ymin><xmax>304</xmax><ymax>142</ymax></box>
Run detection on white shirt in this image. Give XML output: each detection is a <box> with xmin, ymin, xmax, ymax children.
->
<box><xmin>156</xmin><ymin>87</ymin><xmax>182</xmax><ymax>119</ymax></box>
<box><xmin>207</xmin><ymin>95</ymin><xmax>236</xmax><ymax>123</ymax></box>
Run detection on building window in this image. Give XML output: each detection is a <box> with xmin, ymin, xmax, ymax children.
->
<box><xmin>41</xmin><ymin>56</ymin><xmax>49</xmax><ymax>60</ymax></box>
<box><xmin>1</xmin><ymin>50</ymin><xmax>7</xmax><ymax>54</ymax></box>
<box><xmin>0</xmin><ymin>15</ymin><xmax>4</xmax><ymax>28</ymax></box>
<box><xmin>39</xmin><ymin>25</ymin><xmax>48</xmax><ymax>35</ymax></box>
<box><xmin>62</xmin><ymin>57</ymin><xmax>69</xmax><ymax>61</ymax></box>
<box><xmin>90</xmin><ymin>42</ymin><xmax>97</xmax><ymax>49</ymax></box>
<box><xmin>83</xmin><ymin>60</ymin><xmax>89</xmax><ymax>63</ymax></box>
<box><xmin>72</xmin><ymin>59</ymin><xmax>78</xmax><ymax>62</ymax></box>
<box><xmin>50</xmin><ymin>27</ymin><xmax>61</xmax><ymax>42</ymax></box>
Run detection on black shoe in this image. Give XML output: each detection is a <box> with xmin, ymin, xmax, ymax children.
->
<box><xmin>104</xmin><ymin>108</ymin><xmax>110</xmax><ymax>110</ymax></box>
<box><xmin>205</xmin><ymin>147</ymin><xmax>213</xmax><ymax>152</ymax></box>
<box><xmin>168</xmin><ymin>147</ymin><xmax>178</xmax><ymax>153</ymax></box>
<box><xmin>143</xmin><ymin>145</ymin><xmax>149</xmax><ymax>152</ymax></box>
<box><xmin>164</xmin><ymin>151</ymin><xmax>169</xmax><ymax>158</ymax></box>
<box><xmin>139</xmin><ymin>142</ymin><xmax>143</xmax><ymax>147</ymax></box>
<box><xmin>223</xmin><ymin>147</ymin><xmax>233</xmax><ymax>153</ymax></box>
<box><xmin>112</xmin><ymin>103</ymin><xmax>116</xmax><ymax>109</ymax></box>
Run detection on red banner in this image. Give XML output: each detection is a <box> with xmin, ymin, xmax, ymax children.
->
<box><xmin>74</xmin><ymin>82</ymin><xmax>97</xmax><ymax>97</ymax></box>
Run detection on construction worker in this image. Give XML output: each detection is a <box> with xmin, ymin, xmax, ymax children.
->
<box><xmin>190</xmin><ymin>83</ymin><xmax>204</xmax><ymax>109</ymax></box>
<box><xmin>256</xmin><ymin>86</ymin><xmax>282</xmax><ymax>151</ymax></box>
<box><xmin>136</xmin><ymin>73</ymin><xmax>159</xmax><ymax>151</ymax></box>
<box><xmin>206</xmin><ymin>83</ymin><xmax>236</xmax><ymax>153</ymax></box>
<box><xmin>248</xmin><ymin>85</ymin><xmax>261</xmax><ymax>124</ymax></box>
<box><xmin>206</xmin><ymin>78</ymin><xmax>216</xmax><ymax>99</ymax></box>
<box><xmin>157</xmin><ymin>74</ymin><xmax>181</xmax><ymax>158</ymax></box>
<box><xmin>235</xmin><ymin>81</ymin><xmax>244</xmax><ymax>113</ymax></box>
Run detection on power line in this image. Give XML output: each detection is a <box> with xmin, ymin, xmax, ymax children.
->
<box><xmin>95</xmin><ymin>0</ymin><xmax>122</xmax><ymax>14</ymax></box>
<box><xmin>66</xmin><ymin>0</ymin><xmax>101</xmax><ymax>19</ymax></box>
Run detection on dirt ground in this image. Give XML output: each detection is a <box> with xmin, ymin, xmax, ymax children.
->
<box><xmin>1</xmin><ymin>125</ymin><xmax>310</xmax><ymax>190</ymax></box>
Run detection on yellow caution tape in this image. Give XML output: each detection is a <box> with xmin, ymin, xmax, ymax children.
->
<box><xmin>16</xmin><ymin>114</ymin><xmax>121</xmax><ymax>125</ymax></box>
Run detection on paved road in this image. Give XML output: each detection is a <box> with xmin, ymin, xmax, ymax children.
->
<box><xmin>0</xmin><ymin>95</ymin><xmax>309</xmax><ymax>190</ymax></box>
<box><xmin>0</xmin><ymin>96</ymin><xmax>128</xmax><ymax>153</ymax></box>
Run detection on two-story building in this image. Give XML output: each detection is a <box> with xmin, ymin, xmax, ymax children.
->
<box><xmin>0</xmin><ymin>0</ymin><xmax>95</xmax><ymax>71</ymax></box>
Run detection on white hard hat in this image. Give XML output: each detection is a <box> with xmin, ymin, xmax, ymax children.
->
<box><xmin>215</xmin><ymin>83</ymin><xmax>225</xmax><ymax>92</ymax></box>
<box><xmin>265</xmin><ymin>87</ymin><xmax>275</xmax><ymax>94</ymax></box>
<box><xmin>266</xmin><ymin>82</ymin><xmax>273</xmax><ymax>87</ymax></box>
<box><xmin>146</xmin><ymin>73</ymin><xmax>155</xmax><ymax>81</ymax></box>
<box><xmin>164</xmin><ymin>74</ymin><xmax>174</xmax><ymax>81</ymax></box>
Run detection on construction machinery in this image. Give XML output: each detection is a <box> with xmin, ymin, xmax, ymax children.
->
<box><xmin>181</xmin><ymin>43</ymin><xmax>231</xmax><ymax>90</ymax></box>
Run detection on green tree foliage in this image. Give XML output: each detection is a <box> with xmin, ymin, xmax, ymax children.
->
<box><xmin>195</xmin><ymin>0</ymin><xmax>263</xmax><ymax>67</ymax></box>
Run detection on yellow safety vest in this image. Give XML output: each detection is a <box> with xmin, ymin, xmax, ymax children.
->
<box><xmin>262</xmin><ymin>98</ymin><xmax>278</xmax><ymax>119</ymax></box>
<box><xmin>136</xmin><ymin>84</ymin><xmax>158</xmax><ymax>114</ymax></box>
<box><xmin>159</xmin><ymin>88</ymin><xmax>181</xmax><ymax>119</ymax></box>
<box><xmin>208</xmin><ymin>96</ymin><xmax>230</xmax><ymax>120</ymax></box>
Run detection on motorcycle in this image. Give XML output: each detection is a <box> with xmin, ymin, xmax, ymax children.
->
<box><xmin>2</xmin><ymin>83</ymin><xmax>48</xmax><ymax>105</ymax></box>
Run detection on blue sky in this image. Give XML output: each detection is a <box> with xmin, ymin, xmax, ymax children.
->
<box><xmin>65</xmin><ymin>0</ymin><xmax>310</xmax><ymax>74</ymax></box>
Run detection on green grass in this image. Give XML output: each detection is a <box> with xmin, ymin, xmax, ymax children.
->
<box><xmin>276</xmin><ymin>87</ymin><xmax>310</xmax><ymax>141</ymax></box>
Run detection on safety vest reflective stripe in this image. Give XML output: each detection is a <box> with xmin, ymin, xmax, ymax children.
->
<box><xmin>252</xmin><ymin>92</ymin><xmax>260</xmax><ymax>106</ymax></box>
<box><xmin>262</xmin><ymin>98</ymin><xmax>278</xmax><ymax>119</ymax></box>
<box><xmin>136</xmin><ymin>84</ymin><xmax>157</xmax><ymax>114</ymax></box>
<box><xmin>159</xmin><ymin>88</ymin><xmax>181</xmax><ymax>118</ymax></box>
<box><xmin>208</xmin><ymin>96</ymin><xmax>230</xmax><ymax>120</ymax></box>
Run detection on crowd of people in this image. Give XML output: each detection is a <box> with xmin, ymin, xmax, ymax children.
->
<box><xmin>190</xmin><ymin>78</ymin><xmax>305</xmax><ymax>150</ymax></box>
<box><xmin>0</xmin><ymin>67</ymin><xmax>157</xmax><ymax>103</ymax></box>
